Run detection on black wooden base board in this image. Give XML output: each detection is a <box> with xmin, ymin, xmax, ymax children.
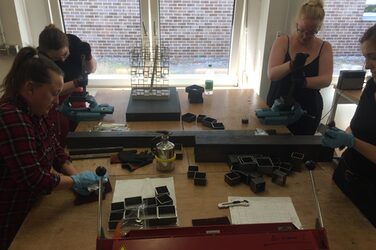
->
<box><xmin>126</xmin><ymin>87</ymin><xmax>181</xmax><ymax>121</ymax></box>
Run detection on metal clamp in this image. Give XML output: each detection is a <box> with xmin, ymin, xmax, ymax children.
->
<box><xmin>218</xmin><ymin>200</ymin><xmax>249</xmax><ymax>209</ymax></box>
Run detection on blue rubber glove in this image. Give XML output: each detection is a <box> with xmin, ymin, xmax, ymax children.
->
<box><xmin>321</xmin><ymin>127</ymin><xmax>355</xmax><ymax>149</ymax></box>
<box><xmin>71</xmin><ymin>171</ymin><xmax>107</xmax><ymax>196</ymax></box>
<box><xmin>271</xmin><ymin>98</ymin><xmax>284</xmax><ymax>112</ymax></box>
<box><xmin>287</xmin><ymin>103</ymin><xmax>305</xmax><ymax>124</ymax></box>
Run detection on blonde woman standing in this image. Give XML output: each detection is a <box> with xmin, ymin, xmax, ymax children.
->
<box><xmin>267</xmin><ymin>0</ymin><xmax>333</xmax><ymax>135</ymax></box>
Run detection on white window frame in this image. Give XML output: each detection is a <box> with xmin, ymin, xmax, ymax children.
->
<box><xmin>363</xmin><ymin>0</ymin><xmax>376</xmax><ymax>21</ymax></box>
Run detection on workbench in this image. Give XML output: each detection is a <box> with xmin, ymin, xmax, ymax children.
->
<box><xmin>75</xmin><ymin>88</ymin><xmax>288</xmax><ymax>132</ymax></box>
<box><xmin>9</xmin><ymin>88</ymin><xmax>376</xmax><ymax>250</ymax></box>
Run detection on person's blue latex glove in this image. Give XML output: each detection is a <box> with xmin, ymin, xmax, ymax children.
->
<box><xmin>321</xmin><ymin>127</ymin><xmax>355</xmax><ymax>149</ymax></box>
<box><xmin>71</xmin><ymin>171</ymin><xmax>108</xmax><ymax>196</ymax></box>
<box><xmin>271</xmin><ymin>98</ymin><xmax>284</xmax><ymax>112</ymax></box>
<box><xmin>287</xmin><ymin>103</ymin><xmax>305</xmax><ymax>124</ymax></box>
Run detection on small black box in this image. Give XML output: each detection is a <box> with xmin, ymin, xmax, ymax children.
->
<box><xmin>155</xmin><ymin>186</ymin><xmax>170</xmax><ymax>196</ymax></box>
<box><xmin>176</xmin><ymin>151</ymin><xmax>183</xmax><ymax>160</ymax></box>
<box><xmin>111</xmin><ymin>201</ymin><xmax>124</xmax><ymax>211</ymax></box>
<box><xmin>290</xmin><ymin>152</ymin><xmax>305</xmax><ymax>172</ymax></box>
<box><xmin>202</xmin><ymin>117</ymin><xmax>217</xmax><ymax>127</ymax></box>
<box><xmin>194</xmin><ymin>172</ymin><xmax>207</xmax><ymax>186</ymax></box>
<box><xmin>197</xmin><ymin>114</ymin><xmax>206</xmax><ymax>123</ymax></box>
<box><xmin>156</xmin><ymin>194</ymin><xmax>174</xmax><ymax>206</ymax></box>
<box><xmin>187</xmin><ymin>165</ymin><xmax>199</xmax><ymax>178</ymax></box>
<box><xmin>186</xmin><ymin>85</ymin><xmax>204</xmax><ymax>104</ymax></box>
<box><xmin>227</xmin><ymin>154</ymin><xmax>241</xmax><ymax>167</ymax></box>
<box><xmin>272</xmin><ymin>169</ymin><xmax>287</xmax><ymax>186</ymax></box>
<box><xmin>188</xmin><ymin>94</ymin><xmax>204</xmax><ymax>104</ymax></box>
<box><xmin>250</xmin><ymin>177</ymin><xmax>265</xmax><ymax>193</ymax></box>
<box><xmin>143</xmin><ymin>197</ymin><xmax>157</xmax><ymax>207</ymax></box>
<box><xmin>124</xmin><ymin>196</ymin><xmax>143</xmax><ymax>209</ymax></box>
<box><xmin>211</xmin><ymin>122</ymin><xmax>225</xmax><ymax>130</ymax></box>
<box><xmin>224</xmin><ymin>172</ymin><xmax>242</xmax><ymax>186</ymax></box>
<box><xmin>255</xmin><ymin>157</ymin><xmax>274</xmax><ymax>176</ymax></box>
<box><xmin>182</xmin><ymin>112</ymin><xmax>197</xmax><ymax>122</ymax></box>
<box><xmin>278</xmin><ymin>162</ymin><xmax>293</xmax><ymax>175</ymax></box>
<box><xmin>185</xmin><ymin>84</ymin><xmax>204</xmax><ymax>93</ymax></box>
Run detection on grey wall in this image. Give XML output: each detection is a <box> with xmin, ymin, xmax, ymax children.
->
<box><xmin>258</xmin><ymin>0</ymin><xmax>305</xmax><ymax>101</ymax></box>
<box><xmin>0</xmin><ymin>0</ymin><xmax>21</xmax><ymax>46</ymax></box>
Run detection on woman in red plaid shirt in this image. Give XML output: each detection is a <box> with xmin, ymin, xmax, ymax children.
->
<box><xmin>0</xmin><ymin>47</ymin><xmax>102</xmax><ymax>249</ymax></box>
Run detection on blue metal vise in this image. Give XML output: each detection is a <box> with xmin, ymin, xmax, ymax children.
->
<box><xmin>57</xmin><ymin>91</ymin><xmax>114</xmax><ymax>122</ymax></box>
<box><xmin>256</xmin><ymin>98</ymin><xmax>305</xmax><ymax>125</ymax></box>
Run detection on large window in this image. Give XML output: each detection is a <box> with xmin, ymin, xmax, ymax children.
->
<box><xmin>60</xmin><ymin>0</ymin><xmax>141</xmax><ymax>76</ymax></box>
<box><xmin>320</xmin><ymin>0</ymin><xmax>376</xmax><ymax>76</ymax></box>
<box><xmin>60</xmin><ymin>0</ymin><xmax>236</xmax><ymax>86</ymax></box>
<box><xmin>363</xmin><ymin>0</ymin><xmax>376</xmax><ymax>21</ymax></box>
<box><xmin>159</xmin><ymin>0</ymin><xmax>233</xmax><ymax>76</ymax></box>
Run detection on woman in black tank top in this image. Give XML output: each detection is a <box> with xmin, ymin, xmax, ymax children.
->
<box><xmin>266</xmin><ymin>0</ymin><xmax>333</xmax><ymax>135</ymax></box>
<box><xmin>321</xmin><ymin>23</ymin><xmax>376</xmax><ymax>227</ymax></box>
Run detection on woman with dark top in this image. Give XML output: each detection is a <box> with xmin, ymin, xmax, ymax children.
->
<box><xmin>0</xmin><ymin>47</ymin><xmax>102</xmax><ymax>250</ymax></box>
<box><xmin>267</xmin><ymin>0</ymin><xmax>333</xmax><ymax>135</ymax></box>
<box><xmin>322</xmin><ymin>24</ymin><xmax>376</xmax><ymax>227</ymax></box>
<box><xmin>38</xmin><ymin>24</ymin><xmax>97</xmax><ymax>147</ymax></box>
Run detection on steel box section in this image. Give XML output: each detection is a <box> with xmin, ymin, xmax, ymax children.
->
<box><xmin>66</xmin><ymin>131</ymin><xmax>333</xmax><ymax>162</ymax></box>
<box><xmin>194</xmin><ymin>134</ymin><xmax>333</xmax><ymax>162</ymax></box>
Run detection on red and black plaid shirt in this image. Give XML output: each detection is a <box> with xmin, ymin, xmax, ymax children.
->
<box><xmin>0</xmin><ymin>97</ymin><xmax>70</xmax><ymax>249</ymax></box>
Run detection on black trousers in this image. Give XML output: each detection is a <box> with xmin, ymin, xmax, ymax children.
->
<box><xmin>333</xmin><ymin>156</ymin><xmax>376</xmax><ymax>227</ymax></box>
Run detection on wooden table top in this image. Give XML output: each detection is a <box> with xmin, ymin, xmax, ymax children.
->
<box><xmin>76</xmin><ymin>88</ymin><xmax>288</xmax><ymax>133</ymax></box>
<box><xmin>10</xmin><ymin>148</ymin><xmax>376</xmax><ymax>250</ymax></box>
<box><xmin>9</xmin><ymin>88</ymin><xmax>376</xmax><ymax>250</ymax></box>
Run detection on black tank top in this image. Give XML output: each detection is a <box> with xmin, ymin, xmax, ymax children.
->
<box><xmin>343</xmin><ymin>78</ymin><xmax>376</xmax><ymax>180</ymax></box>
<box><xmin>266</xmin><ymin>36</ymin><xmax>325</xmax><ymax>135</ymax></box>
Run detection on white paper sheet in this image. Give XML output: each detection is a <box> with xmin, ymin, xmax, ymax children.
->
<box><xmin>229</xmin><ymin>196</ymin><xmax>302</xmax><ymax>229</ymax></box>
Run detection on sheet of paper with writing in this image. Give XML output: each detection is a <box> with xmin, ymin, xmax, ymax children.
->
<box><xmin>229</xmin><ymin>196</ymin><xmax>302</xmax><ymax>229</ymax></box>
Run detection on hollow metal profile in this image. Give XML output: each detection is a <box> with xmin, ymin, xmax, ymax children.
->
<box><xmin>194</xmin><ymin>134</ymin><xmax>333</xmax><ymax>162</ymax></box>
<box><xmin>69</xmin><ymin>146</ymin><xmax>123</xmax><ymax>155</ymax></box>
<box><xmin>67</xmin><ymin>131</ymin><xmax>197</xmax><ymax>148</ymax></box>
<box><xmin>67</xmin><ymin>130</ymin><xmax>244</xmax><ymax>148</ymax></box>
<box><xmin>66</xmin><ymin>130</ymin><xmax>333</xmax><ymax>162</ymax></box>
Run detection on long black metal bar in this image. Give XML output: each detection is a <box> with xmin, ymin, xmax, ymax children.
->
<box><xmin>194</xmin><ymin>134</ymin><xmax>333</xmax><ymax>162</ymax></box>
<box><xmin>68</xmin><ymin>146</ymin><xmax>123</xmax><ymax>155</ymax></box>
<box><xmin>67</xmin><ymin>130</ymin><xmax>207</xmax><ymax>148</ymax></box>
<box><xmin>66</xmin><ymin>131</ymin><xmax>333</xmax><ymax>162</ymax></box>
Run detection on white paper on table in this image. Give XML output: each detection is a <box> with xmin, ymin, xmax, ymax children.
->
<box><xmin>229</xmin><ymin>196</ymin><xmax>302</xmax><ymax>229</ymax></box>
<box><xmin>112</xmin><ymin>177</ymin><xmax>176</xmax><ymax>205</ymax></box>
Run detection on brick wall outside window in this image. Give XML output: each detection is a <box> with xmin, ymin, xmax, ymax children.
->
<box><xmin>61</xmin><ymin>0</ymin><xmax>375</xmax><ymax>60</ymax></box>
<box><xmin>61</xmin><ymin>0</ymin><xmax>232</xmax><ymax>63</ymax></box>
<box><xmin>61</xmin><ymin>0</ymin><xmax>142</xmax><ymax>58</ymax></box>
<box><xmin>320</xmin><ymin>0</ymin><xmax>375</xmax><ymax>56</ymax></box>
